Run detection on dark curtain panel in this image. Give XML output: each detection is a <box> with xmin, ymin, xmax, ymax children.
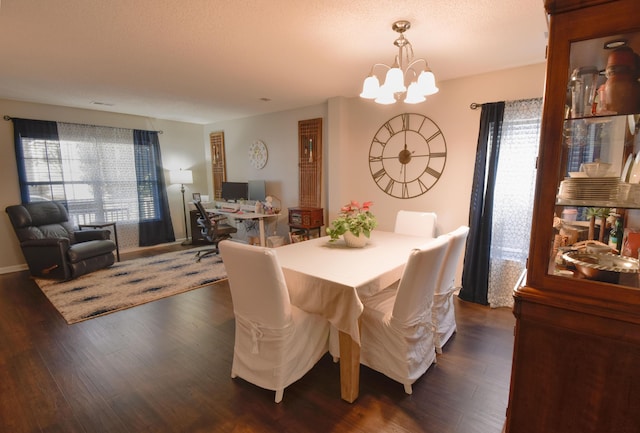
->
<box><xmin>11</xmin><ymin>118</ymin><xmax>61</xmax><ymax>204</ymax></box>
<box><xmin>459</xmin><ymin>102</ymin><xmax>505</xmax><ymax>305</ymax></box>
<box><xmin>133</xmin><ymin>130</ymin><xmax>176</xmax><ymax>246</ymax></box>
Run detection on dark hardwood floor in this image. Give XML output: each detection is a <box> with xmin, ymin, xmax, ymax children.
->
<box><xmin>0</xmin><ymin>245</ymin><xmax>515</xmax><ymax>433</ymax></box>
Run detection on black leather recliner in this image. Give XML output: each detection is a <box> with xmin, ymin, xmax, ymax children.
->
<box><xmin>6</xmin><ymin>201</ymin><xmax>117</xmax><ymax>280</ymax></box>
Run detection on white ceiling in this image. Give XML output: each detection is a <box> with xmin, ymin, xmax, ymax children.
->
<box><xmin>0</xmin><ymin>0</ymin><xmax>549</xmax><ymax>125</ymax></box>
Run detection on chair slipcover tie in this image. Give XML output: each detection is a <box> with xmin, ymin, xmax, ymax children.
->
<box><xmin>391</xmin><ymin>313</ymin><xmax>435</xmax><ymax>355</ymax></box>
<box><xmin>435</xmin><ymin>285</ymin><xmax>460</xmax><ymax>313</ymax></box>
<box><xmin>387</xmin><ymin>312</ymin><xmax>436</xmax><ymax>371</ymax></box>
<box><xmin>391</xmin><ymin>310</ymin><xmax>431</xmax><ymax>329</ymax></box>
<box><xmin>235</xmin><ymin>314</ymin><xmax>295</xmax><ymax>354</ymax></box>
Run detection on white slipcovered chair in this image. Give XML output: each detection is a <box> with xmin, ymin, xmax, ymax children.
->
<box><xmin>394</xmin><ymin>210</ymin><xmax>437</xmax><ymax>238</ymax></box>
<box><xmin>332</xmin><ymin>237</ymin><xmax>449</xmax><ymax>394</ymax></box>
<box><xmin>433</xmin><ymin>226</ymin><xmax>470</xmax><ymax>353</ymax></box>
<box><xmin>218</xmin><ymin>240</ymin><xmax>330</xmax><ymax>403</ymax></box>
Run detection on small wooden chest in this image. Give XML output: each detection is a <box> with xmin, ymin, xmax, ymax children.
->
<box><xmin>288</xmin><ymin>207</ymin><xmax>323</xmax><ymax>229</ymax></box>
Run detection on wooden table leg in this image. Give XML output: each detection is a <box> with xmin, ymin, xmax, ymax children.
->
<box><xmin>338</xmin><ymin>330</ymin><xmax>360</xmax><ymax>403</ymax></box>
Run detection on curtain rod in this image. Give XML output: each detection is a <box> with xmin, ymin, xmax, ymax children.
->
<box><xmin>3</xmin><ymin>115</ymin><xmax>163</xmax><ymax>134</ymax></box>
<box><xmin>469</xmin><ymin>103</ymin><xmax>483</xmax><ymax>110</ymax></box>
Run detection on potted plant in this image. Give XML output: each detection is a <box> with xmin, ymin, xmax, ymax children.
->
<box><xmin>326</xmin><ymin>201</ymin><xmax>377</xmax><ymax>247</ymax></box>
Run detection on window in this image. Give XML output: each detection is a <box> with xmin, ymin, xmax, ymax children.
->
<box><xmin>12</xmin><ymin>118</ymin><xmax>175</xmax><ymax>248</ymax></box>
<box><xmin>488</xmin><ymin>98</ymin><xmax>543</xmax><ymax>307</ymax></box>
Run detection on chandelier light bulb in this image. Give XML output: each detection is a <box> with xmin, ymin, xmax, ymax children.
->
<box><xmin>383</xmin><ymin>57</ymin><xmax>406</xmax><ymax>93</ymax></box>
<box><xmin>360</xmin><ymin>75</ymin><xmax>381</xmax><ymax>99</ymax></box>
<box><xmin>418</xmin><ymin>70</ymin><xmax>439</xmax><ymax>96</ymax></box>
<box><xmin>374</xmin><ymin>85</ymin><xmax>397</xmax><ymax>104</ymax></box>
<box><xmin>404</xmin><ymin>82</ymin><xmax>426</xmax><ymax>104</ymax></box>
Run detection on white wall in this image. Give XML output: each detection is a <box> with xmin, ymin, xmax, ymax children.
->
<box><xmin>207</xmin><ymin>62</ymin><xmax>547</xmax><ymax>238</ymax></box>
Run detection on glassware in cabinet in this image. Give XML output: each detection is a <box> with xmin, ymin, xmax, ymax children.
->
<box><xmin>549</xmin><ymin>33</ymin><xmax>640</xmax><ymax>288</ymax></box>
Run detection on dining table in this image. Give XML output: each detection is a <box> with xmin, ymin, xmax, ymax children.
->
<box><xmin>275</xmin><ymin>230</ymin><xmax>434</xmax><ymax>402</ymax></box>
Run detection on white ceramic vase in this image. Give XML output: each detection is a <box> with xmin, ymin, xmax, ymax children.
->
<box><xmin>343</xmin><ymin>231</ymin><xmax>368</xmax><ymax>248</ymax></box>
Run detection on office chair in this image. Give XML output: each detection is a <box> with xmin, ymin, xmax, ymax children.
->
<box><xmin>192</xmin><ymin>200</ymin><xmax>237</xmax><ymax>262</ymax></box>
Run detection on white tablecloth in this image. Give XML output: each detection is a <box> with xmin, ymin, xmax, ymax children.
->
<box><xmin>275</xmin><ymin>230</ymin><xmax>433</xmax><ymax>344</ymax></box>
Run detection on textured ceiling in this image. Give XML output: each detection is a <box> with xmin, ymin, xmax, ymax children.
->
<box><xmin>0</xmin><ymin>0</ymin><xmax>548</xmax><ymax>124</ymax></box>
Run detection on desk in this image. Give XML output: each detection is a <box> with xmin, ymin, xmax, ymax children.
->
<box><xmin>78</xmin><ymin>221</ymin><xmax>120</xmax><ymax>261</ymax></box>
<box><xmin>275</xmin><ymin>230</ymin><xmax>433</xmax><ymax>402</ymax></box>
<box><xmin>206</xmin><ymin>209</ymin><xmax>277</xmax><ymax>247</ymax></box>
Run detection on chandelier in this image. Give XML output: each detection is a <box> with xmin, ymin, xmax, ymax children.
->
<box><xmin>360</xmin><ymin>20</ymin><xmax>438</xmax><ymax>105</ymax></box>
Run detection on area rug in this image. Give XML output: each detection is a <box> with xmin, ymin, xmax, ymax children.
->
<box><xmin>34</xmin><ymin>248</ymin><xmax>227</xmax><ymax>324</ymax></box>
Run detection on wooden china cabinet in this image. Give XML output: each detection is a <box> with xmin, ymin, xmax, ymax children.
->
<box><xmin>506</xmin><ymin>1</ymin><xmax>640</xmax><ymax>432</ymax></box>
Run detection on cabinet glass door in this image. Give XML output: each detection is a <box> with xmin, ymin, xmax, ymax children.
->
<box><xmin>550</xmin><ymin>32</ymin><xmax>640</xmax><ymax>288</ymax></box>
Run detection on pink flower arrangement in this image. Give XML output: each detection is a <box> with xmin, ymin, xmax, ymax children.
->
<box><xmin>327</xmin><ymin>200</ymin><xmax>377</xmax><ymax>241</ymax></box>
<box><xmin>340</xmin><ymin>200</ymin><xmax>373</xmax><ymax>214</ymax></box>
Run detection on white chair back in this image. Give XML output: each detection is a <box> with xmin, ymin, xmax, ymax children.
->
<box><xmin>394</xmin><ymin>210</ymin><xmax>437</xmax><ymax>238</ymax></box>
<box><xmin>436</xmin><ymin>226</ymin><xmax>470</xmax><ymax>296</ymax></box>
<box><xmin>392</xmin><ymin>236</ymin><xmax>449</xmax><ymax>324</ymax></box>
<box><xmin>219</xmin><ymin>240</ymin><xmax>291</xmax><ymax>328</ymax></box>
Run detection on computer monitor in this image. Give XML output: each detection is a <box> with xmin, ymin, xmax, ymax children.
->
<box><xmin>221</xmin><ymin>182</ymin><xmax>248</xmax><ymax>201</ymax></box>
<box><xmin>248</xmin><ymin>180</ymin><xmax>266</xmax><ymax>202</ymax></box>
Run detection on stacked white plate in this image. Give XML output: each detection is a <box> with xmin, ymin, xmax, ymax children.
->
<box><xmin>558</xmin><ymin>177</ymin><xmax>620</xmax><ymax>201</ymax></box>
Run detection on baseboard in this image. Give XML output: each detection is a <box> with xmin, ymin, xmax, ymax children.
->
<box><xmin>0</xmin><ymin>264</ymin><xmax>28</xmax><ymax>275</ymax></box>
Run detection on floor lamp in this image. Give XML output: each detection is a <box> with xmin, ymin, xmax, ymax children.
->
<box><xmin>170</xmin><ymin>169</ymin><xmax>193</xmax><ymax>245</ymax></box>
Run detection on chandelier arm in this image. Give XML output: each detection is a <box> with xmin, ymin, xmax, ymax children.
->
<box><xmin>404</xmin><ymin>67</ymin><xmax>419</xmax><ymax>82</ymax></box>
<box><xmin>369</xmin><ymin>63</ymin><xmax>392</xmax><ymax>78</ymax></box>
<box><xmin>406</xmin><ymin>58</ymin><xmax>428</xmax><ymax>72</ymax></box>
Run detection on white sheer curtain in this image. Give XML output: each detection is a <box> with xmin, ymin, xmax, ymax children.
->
<box><xmin>488</xmin><ymin>98</ymin><xmax>542</xmax><ymax>307</ymax></box>
<box><xmin>57</xmin><ymin>123</ymin><xmax>140</xmax><ymax>250</ymax></box>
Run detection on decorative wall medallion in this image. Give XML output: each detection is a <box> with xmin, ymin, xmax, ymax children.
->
<box><xmin>249</xmin><ymin>140</ymin><xmax>268</xmax><ymax>169</ymax></box>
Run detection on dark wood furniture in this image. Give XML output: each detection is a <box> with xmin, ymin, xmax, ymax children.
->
<box><xmin>288</xmin><ymin>207</ymin><xmax>323</xmax><ymax>238</ymax></box>
<box><xmin>506</xmin><ymin>1</ymin><xmax>640</xmax><ymax>432</ymax></box>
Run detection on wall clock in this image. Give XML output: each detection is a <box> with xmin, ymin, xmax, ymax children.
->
<box><xmin>368</xmin><ymin>113</ymin><xmax>447</xmax><ymax>199</ymax></box>
<box><xmin>249</xmin><ymin>140</ymin><xmax>268</xmax><ymax>169</ymax></box>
